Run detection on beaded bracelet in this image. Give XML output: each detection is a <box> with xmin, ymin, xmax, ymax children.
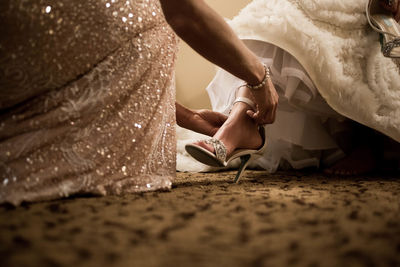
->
<box><xmin>246</xmin><ymin>64</ymin><xmax>271</xmax><ymax>90</ymax></box>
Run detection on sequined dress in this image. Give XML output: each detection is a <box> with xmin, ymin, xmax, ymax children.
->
<box><xmin>0</xmin><ymin>0</ymin><xmax>178</xmax><ymax>205</ymax></box>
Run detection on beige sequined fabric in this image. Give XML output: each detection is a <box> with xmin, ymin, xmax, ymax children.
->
<box><xmin>0</xmin><ymin>0</ymin><xmax>178</xmax><ymax>205</ymax></box>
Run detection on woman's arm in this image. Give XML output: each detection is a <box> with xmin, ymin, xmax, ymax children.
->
<box><xmin>160</xmin><ymin>0</ymin><xmax>278</xmax><ymax>125</ymax></box>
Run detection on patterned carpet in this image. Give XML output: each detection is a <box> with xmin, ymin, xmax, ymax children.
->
<box><xmin>1</xmin><ymin>171</ymin><xmax>400</xmax><ymax>267</ymax></box>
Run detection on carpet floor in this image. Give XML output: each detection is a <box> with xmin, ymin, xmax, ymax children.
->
<box><xmin>1</xmin><ymin>171</ymin><xmax>400</xmax><ymax>267</ymax></box>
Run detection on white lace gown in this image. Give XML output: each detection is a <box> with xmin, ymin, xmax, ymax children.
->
<box><xmin>206</xmin><ymin>40</ymin><xmax>347</xmax><ymax>173</ymax></box>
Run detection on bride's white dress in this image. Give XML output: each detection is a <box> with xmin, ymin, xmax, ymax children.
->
<box><xmin>177</xmin><ymin>0</ymin><xmax>400</xmax><ymax>173</ymax></box>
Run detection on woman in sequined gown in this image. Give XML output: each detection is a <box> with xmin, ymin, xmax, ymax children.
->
<box><xmin>0</xmin><ymin>0</ymin><xmax>180</xmax><ymax>204</ymax></box>
<box><xmin>0</xmin><ymin>0</ymin><xmax>278</xmax><ymax>204</ymax></box>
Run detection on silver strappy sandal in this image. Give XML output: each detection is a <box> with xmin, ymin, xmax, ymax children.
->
<box><xmin>367</xmin><ymin>0</ymin><xmax>400</xmax><ymax>58</ymax></box>
<box><xmin>185</xmin><ymin>97</ymin><xmax>267</xmax><ymax>183</ymax></box>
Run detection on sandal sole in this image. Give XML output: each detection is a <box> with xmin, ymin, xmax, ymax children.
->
<box><xmin>185</xmin><ymin>144</ymin><xmax>225</xmax><ymax>167</ymax></box>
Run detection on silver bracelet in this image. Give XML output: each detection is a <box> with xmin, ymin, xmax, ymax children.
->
<box><xmin>246</xmin><ymin>64</ymin><xmax>271</xmax><ymax>90</ymax></box>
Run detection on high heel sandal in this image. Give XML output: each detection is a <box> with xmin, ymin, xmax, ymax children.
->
<box><xmin>185</xmin><ymin>97</ymin><xmax>267</xmax><ymax>183</ymax></box>
<box><xmin>367</xmin><ymin>0</ymin><xmax>400</xmax><ymax>58</ymax></box>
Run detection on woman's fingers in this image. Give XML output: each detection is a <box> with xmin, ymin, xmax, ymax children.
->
<box><xmin>250</xmin><ymin>104</ymin><xmax>277</xmax><ymax>125</ymax></box>
<box><xmin>198</xmin><ymin>109</ymin><xmax>228</xmax><ymax>126</ymax></box>
<box><xmin>218</xmin><ymin>113</ymin><xmax>228</xmax><ymax>124</ymax></box>
<box><xmin>246</xmin><ymin>109</ymin><xmax>256</xmax><ymax>119</ymax></box>
<box><xmin>247</xmin><ymin>109</ymin><xmax>262</xmax><ymax>123</ymax></box>
<box><xmin>246</xmin><ymin>110</ymin><xmax>253</xmax><ymax>118</ymax></box>
<box><xmin>216</xmin><ymin>115</ymin><xmax>228</xmax><ymax>127</ymax></box>
<box><xmin>261</xmin><ymin>93</ymin><xmax>278</xmax><ymax>124</ymax></box>
<box><xmin>253</xmin><ymin>110</ymin><xmax>268</xmax><ymax>124</ymax></box>
<box><xmin>248</xmin><ymin>86</ymin><xmax>279</xmax><ymax>125</ymax></box>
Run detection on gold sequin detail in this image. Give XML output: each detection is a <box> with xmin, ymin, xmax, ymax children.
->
<box><xmin>0</xmin><ymin>0</ymin><xmax>178</xmax><ymax>205</ymax></box>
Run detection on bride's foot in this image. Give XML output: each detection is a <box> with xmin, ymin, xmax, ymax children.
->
<box><xmin>194</xmin><ymin>101</ymin><xmax>263</xmax><ymax>158</ymax></box>
<box><xmin>324</xmin><ymin>146</ymin><xmax>377</xmax><ymax>175</ymax></box>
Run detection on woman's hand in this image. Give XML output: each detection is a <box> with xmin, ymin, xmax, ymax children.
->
<box><xmin>176</xmin><ymin>102</ymin><xmax>227</xmax><ymax>136</ymax></box>
<box><xmin>192</xmin><ymin>109</ymin><xmax>228</xmax><ymax>136</ymax></box>
<box><xmin>246</xmin><ymin>78</ymin><xmax>279</xmax><ymax>125</ymax></box>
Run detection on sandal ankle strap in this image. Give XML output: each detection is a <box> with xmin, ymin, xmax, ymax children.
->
<box><xmin>232</xmin><ymin>97</ymin><xmax>257</xmax><ymax>111</ymax></box>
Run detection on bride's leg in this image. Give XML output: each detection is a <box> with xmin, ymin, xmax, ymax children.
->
<box><xmin>194</xmin><ymin>86</ymin><xmax>263</xmax><ymax>156</ymax></box>
<box><xmin>324</xmin><ymin>124</ymin><xmax>379</xmax><ymax>175</ymax></box>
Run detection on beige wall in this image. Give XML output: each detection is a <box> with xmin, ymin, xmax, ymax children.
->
<box><xmin>175</xmin><ymin>0</ymin><xmax>251</xmax><ymax>109</ymax></box>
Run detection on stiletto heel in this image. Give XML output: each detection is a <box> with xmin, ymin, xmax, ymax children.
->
<box><xmin>234</xmin><ymin>154</ymin><xmax>252</xmax><ymax>183</ymax></box>
<box><xmin>367</xmin><ymin>0</ymin><xmax>400</xmax><ymax>58</ymax></box>
<box><xmin>185</xmin><ymin>97</ymin><xmax>267</xmax><ymax>183</ymax></box>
